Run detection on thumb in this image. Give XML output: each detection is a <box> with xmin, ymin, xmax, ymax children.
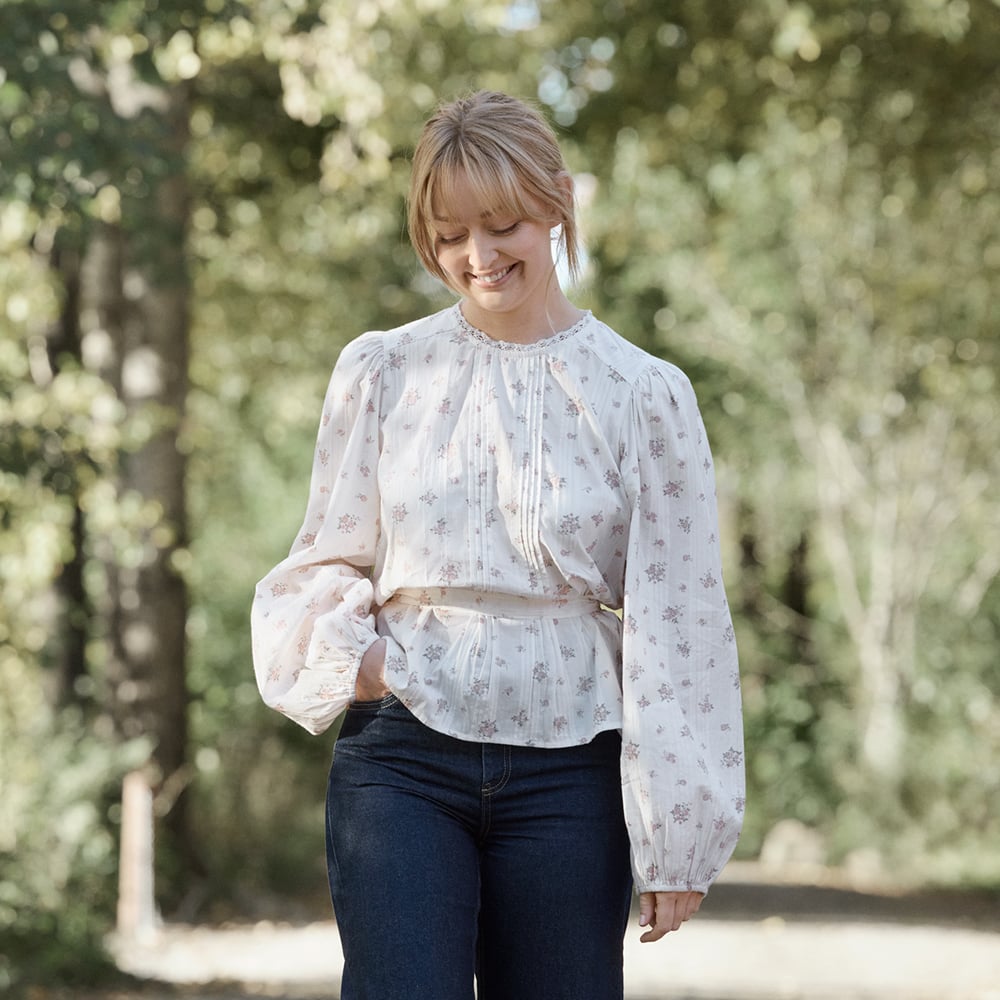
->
<box><xmin>638</xmin><ymin>891</ymin><xmax>655</xmax><ymax>927</ymax></box>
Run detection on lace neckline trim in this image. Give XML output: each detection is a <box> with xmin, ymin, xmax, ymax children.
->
<box><xmin>452</xmin><ymin>305</ymin><xmax>591</xmax><ymax>352</ymax></box>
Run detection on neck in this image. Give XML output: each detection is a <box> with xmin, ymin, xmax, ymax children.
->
<box><xmin>460</xmin><ymin>288</ymin><xmax>584</xmax><ymax>345</ymax></box>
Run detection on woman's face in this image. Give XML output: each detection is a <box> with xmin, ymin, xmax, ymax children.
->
<box><xmin>431</xmin><ymin>171</ymin><xmax>559</xmax><ymax>336</ymax></box>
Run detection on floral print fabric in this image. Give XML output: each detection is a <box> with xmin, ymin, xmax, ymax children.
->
<box><xmin>252</xmin><ymin>304</ymin><xmax>744</xmax><ymax>893</ymax></box>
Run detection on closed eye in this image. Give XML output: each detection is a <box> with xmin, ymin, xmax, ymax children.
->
<box><xmin>435</xmin><ymin>221</ymin><xmax>521</xmax><ymax>246</ymax></box>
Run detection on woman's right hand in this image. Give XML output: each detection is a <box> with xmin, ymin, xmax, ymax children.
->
<box><xmin>354</xmin><ymin>638</ymin><xmax>390</xmax><ymax>701</ymax></box>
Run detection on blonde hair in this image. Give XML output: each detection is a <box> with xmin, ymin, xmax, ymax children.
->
<box><xmin>407</xmin><ymin>91</ymin><xmax>581</xmax><ymax>289</ymax></box>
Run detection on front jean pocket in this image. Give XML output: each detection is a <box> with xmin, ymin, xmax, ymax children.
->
<box><xmin>347</xmin><ymin>692</ymin><xmax>400</xmax><ymax>714</ymax></box>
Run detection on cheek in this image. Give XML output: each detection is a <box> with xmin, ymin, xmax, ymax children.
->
<box><xmin>517</xmin><ymin>227</ymin><xmax>553</xmax><ymax>260</ymax></box>
<box><xmin>435</xmin><ymin>247</ymin><xmax>468</xmax><ymax>285</ymax></box>
<box><xmin>438</xmin><ymin>240</ymin><xmax>466</xmax><ymax>261</ymax></box>
<box><xmin>434</xmin><ymin>246</ymin><xmax>458</xmax><ymax>272</ymax></box>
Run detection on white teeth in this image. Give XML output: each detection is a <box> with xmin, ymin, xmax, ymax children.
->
<box><xmin>478</xmin><ymin>266</ymin><xmax>512</xmax><ymax>284</ymax></box>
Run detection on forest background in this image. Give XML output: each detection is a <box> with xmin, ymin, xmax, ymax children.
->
<box><xmin>1</xmin><ymin>0</ymin><xmax>998</xmax><ymax>991</ymax></box>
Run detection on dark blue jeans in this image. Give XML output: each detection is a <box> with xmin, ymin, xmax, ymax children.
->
<box><xmin>326</xmin><ymin>696</ymin><xmax>633</xmax><ymax>1000</ymax></box>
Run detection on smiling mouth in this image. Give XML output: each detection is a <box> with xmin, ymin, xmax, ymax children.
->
<box><xmin>471</xmin><ymin>264</ymin><xmax>515</xmax><ymax>285</ymax></box>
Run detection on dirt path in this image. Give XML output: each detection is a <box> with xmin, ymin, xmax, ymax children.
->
<box><xmin>57</xmin><ymin>867</ymin><xmax>1000</xmax><ymax>1000</ymax></box>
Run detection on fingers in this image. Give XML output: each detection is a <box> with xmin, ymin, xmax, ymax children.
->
<box><xmin>638</xmin><ymin>891</ymin><xmax>704</xmax><ymax>943</ymax></box>
<box><xmin>638</xmin><ymin>892</ymin><xmax>677</xmax><ymax>943</ymax></box>
<box><xmin>638</xmin><ymin>891</ymin><xmax>655</xmax><ymax>928</ymax></box>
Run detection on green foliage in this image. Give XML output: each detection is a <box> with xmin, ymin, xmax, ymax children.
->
<box><xmin>0</xmin><ymin>235</ymin><xmax>144</xmax><ymax>984</ymax></box>
<box><xmin>553</xmin><ymin>0</ymin><xmax>1000</xmax><ymax>880</ymax></box>
<box><xmin>0</xmin><ymin>651</ymin><xmax>148</xmax><ymax>990</ymax></box>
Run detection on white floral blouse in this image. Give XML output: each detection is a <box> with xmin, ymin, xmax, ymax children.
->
<box><xmin>252</xmin><ymin>304</ymin><xmax>745</xmax><ymax>894</ymax></box>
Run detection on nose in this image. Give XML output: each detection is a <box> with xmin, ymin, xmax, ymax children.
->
<box><xmin>467</xmin><ymin>231</ymin><xmax>498</xmax><ymax>271</ymax></box>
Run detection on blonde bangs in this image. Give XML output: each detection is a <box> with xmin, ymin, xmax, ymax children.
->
<box><xmin>427</xmin><ymin>151</ymin><xmax>546</xmax><ymax>228</ymax></box>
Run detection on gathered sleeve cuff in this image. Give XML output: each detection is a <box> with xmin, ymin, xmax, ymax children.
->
<box><xmin>619</xmin><ymin>362</ymin><xmax>745</xmax><ymax>894</ymax></box>
<box><xmin>251</xmin><ymin>332</ymin><xmax>396</xmax><ymax>735</ymax></box>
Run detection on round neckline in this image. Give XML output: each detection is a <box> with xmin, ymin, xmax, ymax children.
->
<box><xmin>453</xmin><ymin>304</ymin><xmax>591</xmax><ymax>352</ymax></box>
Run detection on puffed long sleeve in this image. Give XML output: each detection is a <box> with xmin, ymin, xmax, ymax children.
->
<box><xmin>619</xmin><ymin>363</ymin><xmax>745</xmax><ymax>894</ymax></box>
<box><xmin>251</xmin><ymin>333</ymin><xmax>394</xmax><ymax>735</ymax></box>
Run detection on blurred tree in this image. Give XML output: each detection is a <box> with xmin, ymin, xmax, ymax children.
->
<box><xmin>1</xmin><ymin>0</ymin><xmax>199</xmax><ymax>879</ymax></box>
<box><xmin>540</xmin><ymin>0</ymin><xmax>1000</xmax><ymax>862</ymax></box>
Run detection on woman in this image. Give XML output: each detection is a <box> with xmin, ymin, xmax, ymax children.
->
<box><xmin>252</xmin><ymin>90</ymin><xmax>744</xmax><ymax>1000</ymax></box>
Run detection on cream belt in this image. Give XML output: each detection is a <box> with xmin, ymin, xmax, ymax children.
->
<box><xmin>385</xmin><ymin>587</ymin><xmax>601</xmax><ymax>619</ymax></box>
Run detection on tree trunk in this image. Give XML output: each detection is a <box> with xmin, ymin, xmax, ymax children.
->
<box><xmin>44</xmin><ymin>240</ymin><xmax>91</xmax><ymax>704</ymax></box>
<box><xmin>75</xmin><ymin>83</ymin><xmax>194</xmax><ymax>873</ymax></box>
<box><xmin>782</xmin><ymin>530</ymin><xmax>812</xmax><ymax>666</ymax></box>
<box><xmin>115</xmin><ymin>84</ymin><xmax>193</xmax><ymax>861</ymax></box>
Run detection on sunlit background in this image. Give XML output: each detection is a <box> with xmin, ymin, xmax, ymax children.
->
<box><xmin>1</xmin><ymin>0</ymin><xmax>998</xmax><ymax>992</ymax></box>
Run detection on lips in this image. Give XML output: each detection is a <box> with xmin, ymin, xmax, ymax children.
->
<box><xmin>470</xmin><ymin>264</ymin><xmax>515</xmax><ymax>286</ymax></box>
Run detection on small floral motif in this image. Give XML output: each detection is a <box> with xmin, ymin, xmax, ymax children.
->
<box><xmin>559</xmin><ymin>514</ymin><xmax>581</xmax><ymax>534</ymax></box>
<box><xmin>671</xmin><ymin>803</ymin><xmax>692</xmax><ymax>824</ymax></box>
